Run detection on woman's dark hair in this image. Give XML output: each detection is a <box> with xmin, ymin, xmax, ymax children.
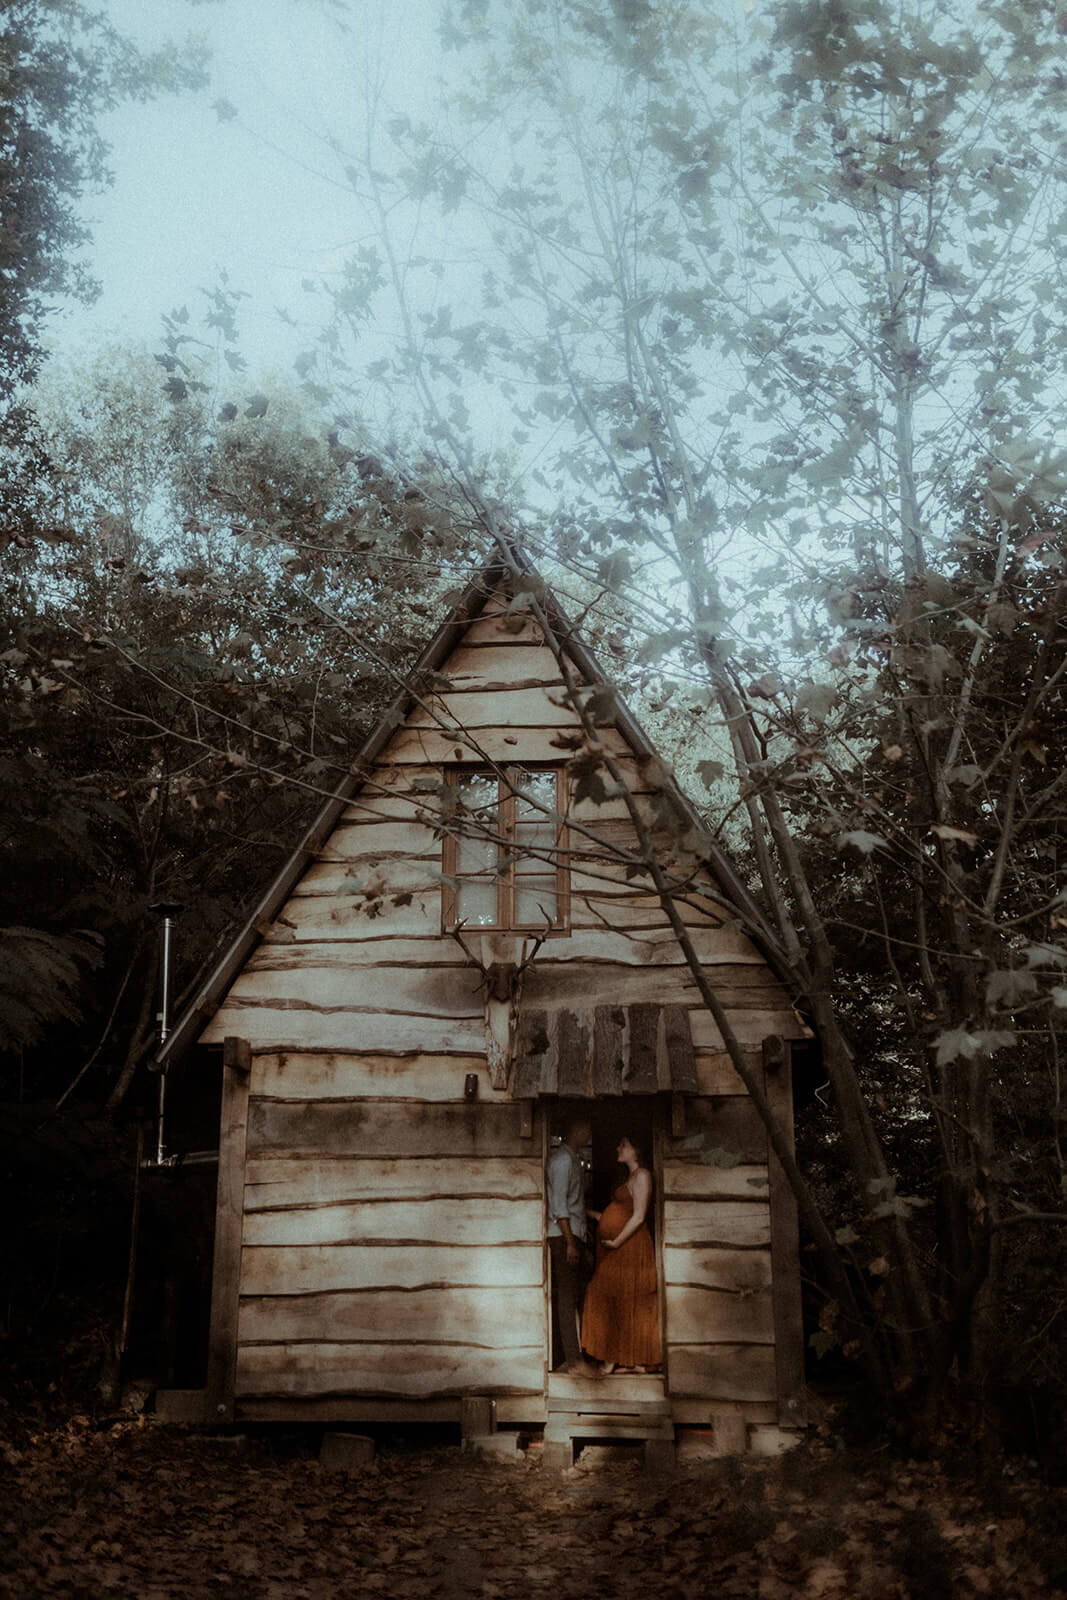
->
<box><xmin>620</xmin><ymin>1133</ymin><xmax>648</xmax><ymax>1168</ymax></box>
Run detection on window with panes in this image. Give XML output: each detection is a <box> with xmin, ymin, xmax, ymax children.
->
<box><xmin>441</xmin><ymin>766</ymin><xmax>569</xmax><ymax>932</ymax></box>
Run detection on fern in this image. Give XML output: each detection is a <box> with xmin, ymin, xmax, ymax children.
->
<box><xmin>0</xmin><ymin>926</ymin><xmax>103</xmax><ymax>1053</ymax></box>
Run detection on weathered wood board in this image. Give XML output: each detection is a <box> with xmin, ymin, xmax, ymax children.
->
<box><xmin>666</xmin><ymin>1096</ymin><xmax>769</xmax><ymax>1164</ymax></box>
<box><xmin>435</xmin><ymin>643</ymin><xmax>565</xmax><ymax>690</ymax></box>
<box><xmin>245</xmin><ymin>1099</ymin><xmax>534</xmax><ymax>1158</ymax></box>
<box><xmin>238</xmin><ymin>1285</ymin><xmax>544</xmax><ymax>1346</ymax></box>
<box><xmin>212</xmin><ymin>965</ymin><xmax>486</xmax><ymax>1016</ymax></box>
<box><xmin>662</xmin><ymin>1162</ymin><xmax>770</xmax><ymax>1200</ymax></box>
<box><xmin>202</xmin><ymin>1011</ymin><xmax>488</xmax><ymax>1053</ymax></box>
<box><xmin>664</xmin><ymin>1284</ymin><xmax>775</xmax><ymax>1345</ymax></box>
<box><xmin>408</xmin><ymin>687</ymin><xmax>585</xmax><ymax>729</ymax></box>
<box><xmin>521</xmin><ymin>964</ymin><xmax>786</xmax><ymax>1010</ymax></box>
<box><xmin>246</xmin><ymin>928</ymin><xmax>768</xmax><ymax>969</ymax></box>
<box><xmin>244</xmin><ymin>1155</ymin><xmax>541</xmax><ymax>1206</ymax></box>
<box><xmin>317</xmin><ymin>821</ymin><xmax>441</xmax><ymax>859</ymax></box>
<box><xmin>235</xmin><ymin>1342</ymin><xmax>546</xmax><ymax>1398</ymax></box>
<box><xmin>243</xmin><ymin>1196</ymin><xmax>543</xmax><ymax>1248</ymax></box>
<box><xmin>240</xmin><ymin>1243</ymin><xmax>543</xmax><ymax>1294</ymax></box>
<box><xmin>663</xmin><ymin>1245</ymin><xmax>773</xmax><ymax>1293</ymax></box>
<box><xmin>249</xmin><ymin>1053</ymin><xmax>491</xmax><ymax>1102</ymax></box>
<box><xmin>668</xmin><ymin>1343</ymin><xmax>778</xmax><ymax>1402</ymax></box>
<box><xmin>379</xmin><ymin>724</ymin><xmax>633</xmax><ymax>766</ymax></box>
<box><xmin>663</xmin><ymin>1200</ymin><xmax>772</xmax><ymax>1248</ymax></box>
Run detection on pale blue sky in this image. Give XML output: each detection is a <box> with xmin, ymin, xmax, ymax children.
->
<box><xmin>54</xmin><ymin>0</ymin><xmax>450</xmax><ymax>380</ymax></box>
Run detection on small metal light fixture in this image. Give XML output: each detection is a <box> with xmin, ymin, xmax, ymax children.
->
<box><xmin>148</xmin><ymin>901</ymin><xmax>184</xmax><ymax>1165</ymax></box>
<box><xmin>464</xmin><ymin>1073</ymin><xmax>479</xmax><ymax>1101</ymax></box>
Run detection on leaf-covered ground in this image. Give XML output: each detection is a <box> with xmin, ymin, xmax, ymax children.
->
<box><xmin>2</xmin><ymin>1412</ymin><xmax>1065</xmax><ymax>1599</ymax></box>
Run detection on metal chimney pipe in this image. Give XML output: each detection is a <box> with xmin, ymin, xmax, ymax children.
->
<box><xmin>148</xmin><ymin>901</ymin><xmax>184</xmax><ymax>1165</ymax></box>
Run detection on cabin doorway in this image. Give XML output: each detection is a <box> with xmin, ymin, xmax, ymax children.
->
<box><xmin>547</xmin><ymin>1097</ymin><xmax>658</xmax><ymax>1372</ymax></box>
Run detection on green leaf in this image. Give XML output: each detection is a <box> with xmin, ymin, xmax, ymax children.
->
<box><xmin>934</xmin><ymin>1027</ymin><xmax>1015</xmax><ymax>1065</ymax></box>
<box><xmin>696</xmin><ymin>759</ymin><xmax>726</xmax><ymax>788</ymax></box>
<box><xmin>837</xmin><ymin>829</ymin><xmax>886</xmax><ymax>855</ymax></box>
<box><xmin>698</xmin><ymin>1145</ymin><xmax>742</xmax><ymax>1168</ymax></box>
<box><xmin>985</xmin><ymin>968</ymin><xmax>1038</xmax><ymax>1007</ymax></box>
<box><xmin>796</xmin><ymin>682</ymin><xmax>837</xmax><ymax>724</ymax></box>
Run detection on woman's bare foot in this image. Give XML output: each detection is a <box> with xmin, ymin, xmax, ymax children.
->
<box><xmin>599</xmin><ymin>1361</ymin><xmax>617</xmax><ymax>1376</ymax></box>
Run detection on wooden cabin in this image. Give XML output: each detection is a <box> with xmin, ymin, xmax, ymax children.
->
<box><xmin>155</xmin><ymin>545</ymin><xmax>809</xmax><ymax>1458</ymax></box>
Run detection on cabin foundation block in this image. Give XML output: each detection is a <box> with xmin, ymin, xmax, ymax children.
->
<box><xmin>461</xmin><ymin>1396</ymin><xmax>496</xmax><ymax>1438</ymax></box>
<box><xmin>711</xmin><ymin>1411</ymin><xmax>749</xmax><ymax>1456</ymax></box>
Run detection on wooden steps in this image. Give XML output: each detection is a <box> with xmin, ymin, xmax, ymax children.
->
<box><xmin>543</xmin><ymin>1371</ymin><xmax>675</xmax><ymax>1470</ymax></box>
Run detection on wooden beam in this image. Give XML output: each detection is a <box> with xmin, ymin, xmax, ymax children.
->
<box><xmin>222</xmin><ymin>1035</ymin><xmax>251</xmax><ymax>1076</ymax></box>
<box><xmin>763</xmin><ymin>1036</ymin><xmax>807</xmax><ymax>1427</ymax></box>
<box><xmin>206</xmin><ymin>1039</ymin><xmax>252</xmax><ymax>1422</ymax></box>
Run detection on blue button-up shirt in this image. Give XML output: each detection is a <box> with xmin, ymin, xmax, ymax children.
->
<box><xmin>546</xmin><ymin>1143</ymin><xmax>587</xmax><ymax>1241</ymax></box>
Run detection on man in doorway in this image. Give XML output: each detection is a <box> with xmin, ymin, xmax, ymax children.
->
<box><xmin>546</xmin><ymin>1116</ymin><xmax>598</xmax><ymax>1377</ymax></box>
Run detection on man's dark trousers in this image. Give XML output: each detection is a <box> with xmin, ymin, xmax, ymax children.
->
<box><xmin>549</xmin><ymin>1234</ymin><xmax>590</xmax><ymax>1368</ymax></box>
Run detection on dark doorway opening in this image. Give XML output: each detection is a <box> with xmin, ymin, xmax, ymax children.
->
<box><xmin>547</xmin><ymin>1097</ymin><xmax>658</xmax><ymax>1371</ymax></box>
<box><xmin>587</xmin><ymin>1098</ymin><xmax>656</xmax><ymax>1238</ymax></box>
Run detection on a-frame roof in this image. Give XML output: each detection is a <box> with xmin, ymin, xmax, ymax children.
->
<box><xmin>156</xmin><ymin>537</ymin><xmax>791</xmax><ymax>1073</ymax></box>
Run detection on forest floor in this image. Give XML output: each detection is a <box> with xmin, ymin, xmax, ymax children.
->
<box><xmin>2</xmin><ymin>1404</ymin><xmax>1067</xmax><ymax>1600</ymax></box>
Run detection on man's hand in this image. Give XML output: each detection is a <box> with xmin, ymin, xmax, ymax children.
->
<box><xmin>566</xmin><ymin>1240</ymin><xmax>579</xmax><ymax>1266</ymax></box>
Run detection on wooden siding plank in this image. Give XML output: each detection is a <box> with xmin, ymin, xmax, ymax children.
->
<box><xmin>625</xmin><ymin>1003</ymin><xmax>659</xmax><ymax>1093</ymax></box>
<box><xmin>246</xmin><ymin>1099</ymin><xmax>535</xmax><ymax>1158</ymax></box>
<box><xmin>238</xmin><ymin>1397</ymin><xmax>465</xmax><ymax>1424</ymax></box>
<box><xmin>249</xmin><ymin>1053</ymin><xmax>491</xmax><ymax>1102</ymax></box>
<box><xmin>260</xmin><ymin>892</ymin><xmax>443</xmax><ymax>941</ymax></box>
<box><xmin>666</xmin><ymin>1097</ymin><xmax>769</xmax><ymax>1165</ymax></box>
<box><xmin>290</xmin><ymin>859</ymin><xmax>442</xmax><ymax>897</ymax></box>
<box><xmin>242</xmin><ymin>966</ymin><xmax>484</xmax><ymax>1017</ymax></box>
<box><xmin>463</xmin><ymin>612</ymin><xmax>546</xmax><ymax>646</ymax></box>
<box><xmin>664</xmin><ymin>1284</ymin><xmax>775</xmax><ymax>1346</ymax></box>
<box><xmin>556</xmin><ymin>1009</ymin><xmax>591</xmax><ymax>1097</ymax></box>
<box><xmin>244</xmin><ymin>1156</ymin><xmax>542</xmax><ymax>1207</ymax></box>
<box><xmin>243</xmin><ymin>1196</ymin><xmax>543</xmax><ymax>1249</ymax></box>
<box><xmin>205</xmin><ymin>1039</ymin><xmax>251</xmax><ymax>1423</ymax></box>
<box><xmin>592</xmin><ymin>1006</ymin><xmax>625</xmax><ymax>1095</ymax></box>
<box><xmin>240</xmin><ymin>1243</ymin><xmax>543</xmax><ymax>1295</ymax></box>
<box><xmin>764</xmin><ymin>1037</ymin><xmax>807</xmax><ymax>1427</ymax></box>
<box><xmin>667</xmin><ymin>1344</ymin><xmax>778</xmax><ymax>1402</ymax></box>
<box><xmin>318</xmin><ymin>821</ymin><xmax>440</xmax><ymax>858</ymax></box>
<box><xmin>663</xmin><ymin>1246</ymin><xmax>773</xmax><ymax>1293</ymax></box>
<box><xmin>663</xmin><ymin>1163</ymin><xmax>771</xmax><ymax>1201</ymax></box>
<box><xmin>567</xmin><ymin>895</ymin><xmax>743</xmax><ymax>932</ymax></box>
<box><xmin>234</xmin><ymin>1342</ymin><xmax>545</xmax><ymax>1399</ymax></box>
<box><xmin>521</xmin><ymin>963</ymin><xmax>786</xmax><ymax>1010</ymax></box>
<box><xmin>693</xmin><ymin>1053</ymin><xmax>754</xmax><ymax>1096</ymax></box>
<box><xmin>435</xmin><ymin>644</ymin><xmax>565</xmax><ymax>690</ymax></box>
<box><xmin>408</xmin><ymin>687</ymin><xmax>584</xmax><ymax>729</ymax></box>
<box><xmin>664</xmin><ymin>1005</ymin><xmax>698</xmax><ymax>1092</ymax></box>
<box><xmin>379</xmin><ymin>725</ymin><xmax>632</xmax><ymax>766</ymax></box>
<box><xmin>253</xmin><ymin>928</ymin><xmax>769</xmax><ymax>967</ymax></box>
<box><xmin>202</xmin><ymin>1012</ymin><xmax>487</xmax><ymax>1053</ymax></box>
<box><xmin>238</xmin><ymin>1286</ymin><xmax>544</xmax><ymax>1347</ymax></box>
<box><xmin>216</xmin><ymin>965</ymin><xmax>485</xmax><ymax>1017</ymax></box>
<box><xmin>690</xmin><ymin>1008</ymin><xmax>809</xmax><ymax>1047</ymax></box>
<box><xmin>664</xmin><ymin>1200</ymin><xmax>772</xmax><ymax>1248</ymax></box>
<box><xmin>511</xmin><ymin>1008</ymin><xmax>550</xmax><ymax>1099</ymax></box>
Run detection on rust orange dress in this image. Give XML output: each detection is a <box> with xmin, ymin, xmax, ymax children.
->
<box><xmin>580</xmin><ymin>1179</ymin><xmax>661</xmax><ymax>1368</ymax></box>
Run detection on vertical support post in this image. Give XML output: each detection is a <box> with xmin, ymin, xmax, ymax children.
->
<box><xmin>206</xmin><ymin>1036</ymin><xmax>251</xmax><ymax>1422</ymax></box>
<box><xmin>763</xmin><ymin>1035</ymin><xmax>807</xmax><ymax>1427</ymax></box>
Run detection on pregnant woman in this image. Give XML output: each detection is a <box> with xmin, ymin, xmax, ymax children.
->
<box><xmin>581</xmin><ymin>1134</ymin><xmax>661</xmax><ymax>1375</ymax></box>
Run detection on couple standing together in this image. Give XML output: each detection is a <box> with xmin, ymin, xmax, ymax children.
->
<box><xmin>547</xmin><ymin>1116</ymin><xmax>661</xmax><ymax>1378</ymax></box>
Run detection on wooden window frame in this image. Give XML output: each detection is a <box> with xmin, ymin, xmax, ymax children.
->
<box><xmin>441</xmin><ymin>764</ymin><xmax>570</xmax><ymax>934</ymax></box>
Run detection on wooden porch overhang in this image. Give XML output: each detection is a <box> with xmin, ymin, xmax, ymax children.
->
<box><xmin>510</xmin><ymin>1003</ymin><xmax>698</xmax><ymax>1097</ymax></box>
